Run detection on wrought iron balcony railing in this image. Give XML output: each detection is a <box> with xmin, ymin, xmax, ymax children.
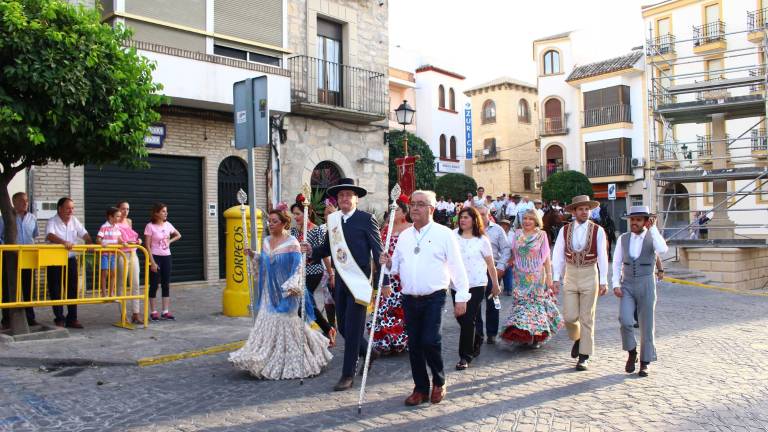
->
<box><xmin>697</xmin><ymin>134</ymin><xmax>731</xmax><ymax>157</ymax></box>
<box><xmin>288</xmin><ymin>55</ymin><xmax>386</xmax><ymax>120</ymax></box>
<box><xmin>584</xmin><ymin>156</ymin><xmax>632</xmax><ymax>178</ymax></box>
<box><xmin>747</xmin><ymin>7</ymin><xmax>768</xmax><ymax>32</ymax></box>
<box><xmin>751</xmin><ymin>129</ymin><xmax>768</xmax><ymax>151</ymax></box>
<box><xmin>693</xmin><ymin>21</ymin><xmax>726</xmax><ymax>46</ymax></box>
<box><xmin>647</xmin><ymin>34</ymin><xmax>676</xmax><ymax>56</ymax></box>
<box><xmin>582</xmin><ymin>104</ymin><xmax>631</xmax><ymax>128</ymax></box>
<box><xmin>539</xmin><ymin>115</ymin><xmax>568</xmax><ymax>136</ymax></box>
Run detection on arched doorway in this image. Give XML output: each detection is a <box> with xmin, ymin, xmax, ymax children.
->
<box><xmin>218</xmin><ymin>156</ymin><xmax>248</xmax><ymax>278</ymax></box>
<box><xmin>545</xmin><ymin>144</ymin><xmax>564</xmax><ymax>178</ymax></box>
<box><xmin>662</xmin><ymin>183</ymin><xmax>690</xmax><ymax>232</ymax></box>
<box><xmin>311</xmin><ymin>161</ymin><xmax>343</xmax><ymax>222</ymax></box>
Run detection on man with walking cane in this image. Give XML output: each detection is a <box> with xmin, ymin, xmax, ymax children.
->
<box><xmin>380</xmin><ymin>190</ymin><xmax>469</xmax><ymax>406</ymax></box>
<box><xmin>301</xmin><ymin>178</ymin><xmax>383</xmax><ymax>391</ymax></box>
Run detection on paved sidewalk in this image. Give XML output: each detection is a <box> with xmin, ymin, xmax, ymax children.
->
<box><xmin>0</xmin><ymin>281</ymin><xmax>767</xmax><ymax>431</ymax></box>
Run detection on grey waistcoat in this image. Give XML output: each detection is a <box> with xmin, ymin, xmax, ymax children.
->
<box><xmin>620</xmin><ymin>231</ymin><xmax>656</xmax><ymax>280</ymax></box>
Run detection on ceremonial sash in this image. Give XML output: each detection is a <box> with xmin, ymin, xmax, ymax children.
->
<box><xmin>327</xmin><ymin>211</ymin><xmax>373</xmax><ymax>305</ymax></box>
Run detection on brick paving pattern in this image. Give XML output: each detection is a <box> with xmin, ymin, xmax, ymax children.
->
<box><xmin>0</xmin><ymin>281</ymin><xmax>766</xmax><ymax>431</ymax></box>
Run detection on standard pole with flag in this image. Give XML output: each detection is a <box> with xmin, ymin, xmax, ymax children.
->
<box><xmin>358</xmin><ymin>183</ymin><xmax>401</xmax><ymax>415</ymax></box>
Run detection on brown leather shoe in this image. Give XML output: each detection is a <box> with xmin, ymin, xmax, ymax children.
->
<box><xmin>65</xmin><ymin>320</ymin><xmax>84</xmax><ymax>329</ymax></box>
<box><xmin>333</xmin><ymin>376</ymin><xmax>354</xmax><ymax>391</ymax></box>
<box><xmin>54</xmin><ymin>319</ymin><xmax>66</xmax><ymax>328</ymax></box>
<box><xmin>404</xmin><ymin>390</ymin><xmax>429</xmax><ymax>406</ymax></box>
<box><xmin>430</xmin><ymin>385</ymin><xmax>447</xmax><ymax>404</ymax></box>
<box><xmin>625</xmin><ymin>350</ymin><xmax>638</xmax><ymax>373</ymax></box>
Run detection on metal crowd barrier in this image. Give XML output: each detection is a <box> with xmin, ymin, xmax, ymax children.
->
<box><xmin>0</xmin><ymin>244</ymin><xmax>150</xmax><ymax>329</ymax></box>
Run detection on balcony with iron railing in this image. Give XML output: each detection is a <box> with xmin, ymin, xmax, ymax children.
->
<box><xmin>288</xmin><ymin>55</ymin><xmax>387</xmax><ymax>123</ymax></box>
<box><xmin>583</xmin><ymin>156</ymin><xmax>633</xmax><ymax>179</ymax></box>
<box><xmin>695</xmin><ymin>134</ymin><xmax>731</xmax><ymax>165</ymax></box>
<box><xmin>747</xmin><ymin>7</ymin><xmax>768</xmax><ymax>35</ymax></box>
<box><xmin>581</xmin><ymin>104</ymin><xmax>631</xmax><ymax>128</ymax></box>
<box><xmin>646</xmin><ymin>34</ymin><xmax>676</xmax><ymax>57</ymax></box>
<box><xmin>693</xmin><ymin>21</ymin><xmax>726</xmax><ymax>51</ymax></box>
<box><xmin>751</xmin><ymin>129</ymin><xmax>768</xmax><ymax>157</ymax></box>
<box><xmin>539</xmin><ymin>114</ymin><xmax>568</xmax><ymax>137</ymax></box>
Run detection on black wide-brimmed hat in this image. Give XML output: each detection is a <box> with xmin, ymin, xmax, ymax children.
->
<box><xmin>325</xmin><ymin>178</ymin><xmax>368</xmax><ymax>198</ymax></box>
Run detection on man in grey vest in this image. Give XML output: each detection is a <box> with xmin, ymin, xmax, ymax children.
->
<box><xmin>612</xmin><ymin>206</ymin><xmax>668</xmax><ymax>377</ymax></box>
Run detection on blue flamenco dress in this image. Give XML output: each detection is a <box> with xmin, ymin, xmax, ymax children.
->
<box><xmin>229</xmin><ymin>235</ymin><xmax>332</xmax><ymax>379</ymax></box>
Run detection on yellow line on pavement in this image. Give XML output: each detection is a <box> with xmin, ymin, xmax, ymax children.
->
<box><xmin>663</xmin><ymin>277</ymin><xmax>768</xmax><ymax>297</ymax></box>
<box><xmin>137</xmin><ymin>340</ymin><xmax>245</xmax><ymax>367</ymax></box>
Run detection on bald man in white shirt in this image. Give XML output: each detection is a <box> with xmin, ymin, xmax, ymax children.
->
<box><xmin>381</xmin><ymin>190</ymin><xmax>469</xmax><ymax>407</ymax></box>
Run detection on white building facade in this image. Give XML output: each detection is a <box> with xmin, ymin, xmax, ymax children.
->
<box><xmin>534</xmin><ymin>31</ymin><xmax>648</xmax><ymax>231</ymax></box>
<box><xmin>414</xmin><ymin>65</ymin><xmax>469</xmax><ymax>176</ymax></box>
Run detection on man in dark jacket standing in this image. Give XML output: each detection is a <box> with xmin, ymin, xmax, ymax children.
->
<box><xmin>302</xmin><ymin>178</ymin><xmax>383</xmax><ymax>391</ymax></box>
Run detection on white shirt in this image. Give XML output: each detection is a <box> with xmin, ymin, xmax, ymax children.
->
<box><xmin>389</xmin><ymin>221</ymin><xmax>470</xmax><ymax>302</ymax></box>
<box><xmin>611</xmin><ymin>226</ymin><xmax>669</xmax><ymax>288</ymax></box>
<box><xmin>45</xmin><ymin>214</ymin><xmax>89</xmax><ymax>257</ymax></box>
<box><xmin>453</xmin><ymin>230</ymin><xmax>493</xmax><ymax>288</ymax></box>
<box><xmin>505</xmin><ymin>202</ymin><xmax>518</xmax><ymax>217</ymax></box>
<box><xmin>342</xmin><ymin>208</ymin><xmax>356</xmax><ymax>223</ymax></box>
<box><xmin>552</xmin><ymin>221</ymin><xmax>609</xmax><ymax>285</ymax></box>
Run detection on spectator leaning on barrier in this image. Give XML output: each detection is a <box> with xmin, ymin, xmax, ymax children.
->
<box><xmin>0</xmin><ymin>192</ymin><xmax>40</xmax><ymax>328</ymax></box>
<box><xmin>45</xmin><ymin>197</ymin><xmax>93</xmax><ymax>329</ymax></box>
<box><xmin>116</xmin><ymin>201</ymin><xmax>144</xmax><ymax>325</ymax></box>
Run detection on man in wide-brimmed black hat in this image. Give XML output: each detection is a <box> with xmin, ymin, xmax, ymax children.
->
<box><xmin>301</xmin><ymin>178</ymin><xmax>383</xmax><ymax>391</ymax></box>
<box><xmin>611</xmin><ymin>206</ymin><xmax>668</xmax><ymax>377</ymax></box>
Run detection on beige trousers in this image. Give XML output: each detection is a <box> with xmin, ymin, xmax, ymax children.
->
<box><xmin>562</xmin><ymin>263</ymin><xmax>599</xmax><ymax>356</ymax></box>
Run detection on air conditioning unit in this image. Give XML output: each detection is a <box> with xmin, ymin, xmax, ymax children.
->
<box><xmin>631</xmin><ymin>157</ymin><xmax>645</xmax><ymax>168</ymax></box>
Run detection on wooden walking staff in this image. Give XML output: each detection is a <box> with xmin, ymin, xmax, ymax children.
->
<box><xmin>358</xmin><ymin>183</ymin><xmax>401</xmax><ymax>415</ymax></box>
<box><xmin>299</xmin><ymin>183</ymin><xmax>312</xmax><ymax>385</ymax></box>
<box><xmin>237</xmin><ymin>189</ymin><xmax>257</xmax><ymax>326</ymax></box>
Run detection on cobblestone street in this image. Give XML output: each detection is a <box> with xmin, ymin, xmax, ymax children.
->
<box><xmin>0</xmin><ymin>281</ymin><xmax>766</xmax><ymax>431</ymax></box>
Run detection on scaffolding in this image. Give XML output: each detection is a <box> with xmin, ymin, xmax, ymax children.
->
<box><xmin>646</xmin><ymin>12</ymin><xmax>768</xmax><ymax>249</ymax></box>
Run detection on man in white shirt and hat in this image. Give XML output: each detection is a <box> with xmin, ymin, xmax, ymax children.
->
<box><xmin>552</xmin><ymin>195</ymin><xmax>609</xmax><ymax>371</ymax></box>
<box><xmin>380</xmin><ymin>190</ymin><xmax>469</xmax><ymax>406</ymax></box>
<box><xmin>612</xmin><ymin>206</ymin><xmax>668</xmax><ymax>377</ymax></box>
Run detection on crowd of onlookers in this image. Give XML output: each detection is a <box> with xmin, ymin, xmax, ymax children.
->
<box><xmin>0</xmin><ymin>194</ymin><xmax>181</xmax><ymax>330</ymax></box>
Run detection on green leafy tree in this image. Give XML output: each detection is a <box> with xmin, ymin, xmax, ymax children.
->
<box><xmin>435</xmin><ymin>173</ymin><xmax>477</xmax><ymax>202</ymax></box>
<box><xmin>0</xmin><ymin>0</ymin><xmax>165</xmax><ymax>333</ymax></box>
<box><xmin>541</xmin><ymin>170</ymin><xmax>594</xmax><ymax>206</ymax></box>
<box><xmin>388</xmin><ymin>130</ymin><xmax>436</xmax><ymax>193</ymax></box>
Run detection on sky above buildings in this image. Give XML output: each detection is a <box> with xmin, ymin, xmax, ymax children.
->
<box><xmin>389</xmin><ymin>0</ymin><xmax>649</xmax><ymax>87</ymax></box>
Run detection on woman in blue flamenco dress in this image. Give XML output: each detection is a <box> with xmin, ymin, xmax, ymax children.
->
<box><xmin>229</xmin><ymin>208</ymin><xmax>332</xmax><ymax>379</ymax></box>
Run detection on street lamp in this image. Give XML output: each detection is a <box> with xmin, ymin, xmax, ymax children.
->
<box><xmin>394</xmin><ymin>100</ymin><xmax>415</xmax><ymax>156</ymax></box>
<box><xmin>534</xmin><ymin>165</ymin><xmax>541</xmax><ymax>189</ymax></box>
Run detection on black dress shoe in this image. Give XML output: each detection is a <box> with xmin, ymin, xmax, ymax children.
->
<box><xmin>333</xmin><ymin>376</ymin><xmax>354</xmax><ymax>391</ymax></box>
<box><xmin>638</xmin><ymin>362</ymin><xmax>649</xmax><ymax>377</ymax></box>
<box><xmin>486</xmin><ymin>336</ymin><xmax>496</xmax><ymax>345</ymax></box>
<box><xmin>571</xmin><ymin>339</ymin><xmax>580</xmax><ymax>359</ymax></box>
<box><xmin>472</xmin><ymin>335</ymin><xmax>483</xmax><ymax>358</ymax></box>
<box><xmin>625</xmin><ymin>350</ymin><xmax>638</xmax><ymax>373</ymax></box>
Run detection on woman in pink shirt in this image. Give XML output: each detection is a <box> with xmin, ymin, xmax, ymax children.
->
<box><xmin>144</xmin><ymin>203</ymin><xmax>181</xmax><ymax>320</ymax></box>
<box><xmin>116</xmin><ymin>201</ymin><xmax>143</xmax><ymax>324</ymax></box>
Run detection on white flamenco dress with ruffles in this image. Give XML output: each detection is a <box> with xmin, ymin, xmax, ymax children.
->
<box><xmin>229</xmin><ymin>235</ymin><xmax>332</xmax><ymax>379</ymax></box>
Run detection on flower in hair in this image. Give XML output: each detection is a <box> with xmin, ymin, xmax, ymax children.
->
<box><xmin>296</xmin><ymin>193</ymin><xmax>306</xmax><ymax>204</ymax></box>
<box><xmin>275</xmin><ymin>202</ymin><xmax>289</xmax><ymax>212</ymax></box>
<box><xmin>397</xmin><ymin>194</ymin><xmax>410</xmax><ymax>205</ymax></box>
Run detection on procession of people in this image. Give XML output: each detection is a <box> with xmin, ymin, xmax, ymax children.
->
<box><xmin>229</xmin><ymin>182</ymin><xmax>669</xmax><ymax>405</ymax></box>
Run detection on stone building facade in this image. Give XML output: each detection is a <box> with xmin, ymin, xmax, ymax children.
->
<box><xmin>464</xmin><ymin>78</ymin><xmax>539</xmax><ymax>198</ymax></box>
<box><xmin>281</xmin><ymin>0</ymin><xmax>389</xmax><ymax>215</ymax></box>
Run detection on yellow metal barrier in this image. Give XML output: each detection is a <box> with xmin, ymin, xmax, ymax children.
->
<box><xmin>0</xmin><ymin>244</ymin><xmax>150</xmax><ymax>329</ymax></box>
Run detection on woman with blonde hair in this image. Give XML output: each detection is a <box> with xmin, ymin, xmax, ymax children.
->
<box><xmin>500</xmin><ymin>209</ymin><xmax>562</xmax><ymax>348</ymax></box>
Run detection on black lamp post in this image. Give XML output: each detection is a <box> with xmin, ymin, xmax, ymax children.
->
<box><xmin>394</xmin><ymin>100</ymin><xmax>416</xmax><ymax>156</ymax></box>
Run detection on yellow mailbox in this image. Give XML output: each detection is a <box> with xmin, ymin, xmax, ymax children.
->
<box><xmin>222</xmin><ymin>205</ymin><xmax>263</xmax><ymax>317</ymax></box>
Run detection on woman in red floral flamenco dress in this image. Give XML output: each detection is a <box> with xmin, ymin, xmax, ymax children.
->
<box><xmin>368</xmin><ymin>195</ymin><xmax>412</xmax><ymax>355</ymax></box>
